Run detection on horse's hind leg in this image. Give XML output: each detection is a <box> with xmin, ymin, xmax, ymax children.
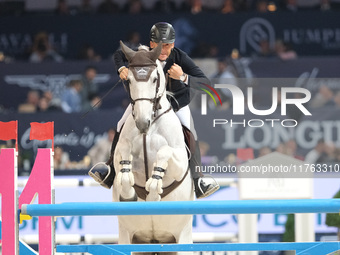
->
<box><xmin>175</xmin><ymin>221</ymin><xmax>193</xmax><ymax>255</ymax></box>
<box><xmin>156</xmin><ymin>252</ymin><xmax>177</xmax><ymax>255</ymax></box>
<box><xmin>132</xmin><ymin>253</ymin><xmax>155</xmax><ymax>255</ymax></box>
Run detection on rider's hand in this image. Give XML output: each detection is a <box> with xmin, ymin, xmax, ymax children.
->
<box><xmin>119</xmin><ymin>67</ymin><xmax>129</xmax><ymax>80</ymax></box>
<box><xmin>167</xmin><ymin>63</ymin><xmax>183</xmax><ymax>80</ymax></box>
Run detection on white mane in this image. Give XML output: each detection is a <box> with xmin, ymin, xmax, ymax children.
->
<box><xmin>138</xmin><ymin>45</ymin><xmax>150</xmax><ymax>51</ymax></box>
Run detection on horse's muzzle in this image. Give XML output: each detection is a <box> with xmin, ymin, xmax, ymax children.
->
<box><xmin>136</xmin><ymin>119</ymin><xmax>150</xmax><ymax>134</ymax></box>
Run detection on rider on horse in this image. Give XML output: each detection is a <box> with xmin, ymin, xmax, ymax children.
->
<box><xmin>90</xmin><ymin>22</ymin><xmax>219</xmax><ymax>199</ymax></box>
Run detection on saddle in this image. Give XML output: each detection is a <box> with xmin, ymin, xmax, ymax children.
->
<box><xmin>182</xmin><ymin>125</ymin><xmax>196</xmax><ymax>157</ymax></box>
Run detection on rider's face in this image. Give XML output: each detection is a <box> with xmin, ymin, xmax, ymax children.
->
<box><xmin>150</xmin><ymin>41</ymin><xmax>174</xmax><ymax>61</ymax></box>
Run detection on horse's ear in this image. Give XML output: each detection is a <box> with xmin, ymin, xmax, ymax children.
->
<box><xmin>120</xmin><ymin>40</ymin><xmax>136</xmax><ymax>62</ymax></box>
<box><xmin>149</xmin><ymin>42</ymin><xmax>162</xmax><ymax>62</ymax></box>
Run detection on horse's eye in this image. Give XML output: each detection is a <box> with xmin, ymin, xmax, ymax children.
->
<box><xmin>153</xmin><ymin>78</ymin><xmax>157</xmax><ymax>83</ymax></box>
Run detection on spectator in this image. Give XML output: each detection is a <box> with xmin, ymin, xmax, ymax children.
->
<box><xmin>304</xmin><ymin>139</ymin><xmax>326</xmax><ymax>164</ymax></box>
<box><xmin>82</xmin><ymin>93</ymin><xmax>102</xmax><ymax>112</ymax></box>
<box><xmin>199</xmin><ymin>0</ymin><xmax>225</xmax><ymax>12</ymax></box>
<box><xmin>89</xmin><ymin>93</ymin><xmax>102</xmax><ymax>111</ymax></box>
<box><xmin>118</xmin><ymin>31</ymin><xmax>141</xmax><ymax>50</ymax></box>
<box><xmin>218</xmin><ymin>58</ymin><xmax>237</xmax><ymax>85</ymax></box>
<box><xmin>258</xmin><ymin>146</ymin><xmax>272</xmax><ymax>157</ymax></box>
<box><xmin>211</xmin><ymin>57</ymin><xmax>229</xmax><ymax>79</ymax></box>
<box><xmin>234</xmin><ymin>0</ymin><xmax>249</xmax><ymax>11</ymax></box>
<box><xmin>55</xmin><ymin>0</ymin><xmax>70</xmax><ymax>15</ymax></box>
<box><xmin>257</xmin><ymin>39</ymin><xmax>276</xmax><ymax>58</ymax></box>
<box><xmin>191</xmin><ymin>0</ymin><xmax>202</xmax><ymax>14</ymax></box>
<box><xmin>29</xmin><ymin>32</ymin><xmax>63</xmax><ymax>63</ymax></box>
<box><xmin>97</xmin><ymin>0</ymin><xmax>119</xmax><ymax>13</ymax></box>
<box><xmin>79</xmin><ymin>0</ymin><xmax>95</xmax><ymax>14</ymax></box>
<box><xmin>334</xmin><ymin>148</ymin><xmax>340</xmax><ymax>163</ymax></box>
<box><xmin>43</xmin><ymin>91</ymin><xmax>62</xmax><ymax>111</ymax></box>
<box><xmin>285</xmin><ymin>139</ymin><xmax>303</xmax><ymax>160</ymax></box>
<box><xmin>61</xmin><ymin>80</ymin><xmax>83</xmax><ymax>113</ymax></box>
<box><xmin>122</xmin><ymin>0</ymin><xmax>146</xmax><ymax>14</ymax></box>
<box><xmin>199</xmin><ymin>140</ymin><xmax>218</xmax><ymax>166</ymax></box>
<box><xmin>333</xmin><ymin>91</ymin><xmax>340</xmax><ymax>108</ymax></box>
<box><xmin>323</xmin><ymin>142</ymin><xmax>337</xmax><ymax>165</ymax></box>
<box><xmin>37</xmin><ymin>92</ymin><xmax>61</xmax><ymax>112</ymax></box>
<box><xmin>221</xmin><ymin>0</ymin><xmax>235</xmax><ymax>13</ymax></box>
<box><xmin>192</xmin><ymin>42</ymin><xmax>219</xmax><ymax>58</ymax></box>
<box><xmin>309</xmin><ymin>85</ymin><xmax>335</xmax><ymax>108</ymax></box>
<box><xmin>296</xmin><ymin>0</ymin><xmax>320</xmax><ymax>10</ymax></box>
<box><xmin>77</xmin><ymin>44</ymin><xmax>102</xmax><ymax>61</ymax></box>
<box><xmin>54</xmin><ymin>146</ymin><xmax>71</xmax><ymax>169</ymax></box>
<box><xmin>256</xmin><ymin>0</ymin><xmax>269</xmax><ymax>12</ymax></box>
<box><xmin>275</xmin><ymin>39</ymin><xmax>297</xmax><ymax>60</ymax></box>
<box><xmin>18</xmin><ymin>90</ymin><xmax>40</xmax><ymax>113</ymax></box>
<box><xmin>276</xmin><ymin>143</ymin><xmax>287</xmax><ymax>154</ymax></box>
<box><xmin>80</xmin><ymin>66</ymin><xmax>98</xmax><ymax>111</ymax></box>
<box><xmin>37</xmin><ymin>96</ymin><xmax>51</xmax><ymax>112</ymax></box>
<box><xmin>320</xmin><ymin>0</ymin><xmax>331</xmax><ymax>10</ymax></box>
<box><xmin>88</xmin><ymin>128</ymin><xmax>116</xmax><ymax>165</ymax></box>
<box><xmin>154</xmin><ymin>0</ymin><xmax>178</xmax><ymax>13</ymax></box>
<box><xmin>284</xmin><ymin>0</ymin><xmax>298</xmax><ymax>11</ymax></box>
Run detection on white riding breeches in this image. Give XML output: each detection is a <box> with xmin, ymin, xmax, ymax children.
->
<box><xmin>117</xmin><ymin>104</ymin><xmax>197</xmax><ymax>140</ymax></box>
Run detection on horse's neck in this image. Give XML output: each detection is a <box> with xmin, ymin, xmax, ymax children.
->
<box><xmin>156</xmin><ymin>64</ymin><xmax>171</xmax><ymax>113</ymax></box>
<box><xmin>158</xmin><ymin>94</ymin><xmax>171</xmax><ymax>112</ymax></box>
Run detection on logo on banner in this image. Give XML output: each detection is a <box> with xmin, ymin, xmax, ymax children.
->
<box><xmin>4</xmin><ymin>74</ymin><xmax>111</xmax><ymax>98</ymax></box>
<box><xmin>201</xmin><ymin>84</ymin><xmax>312</xmax><ymax>128</ymax></box>
<box><xmin>199</xmin><ymin>82</ymin><xmax>222</xmax><ymax>115</ymax></box>
<box><xmin>239</xmin><ymin>17</ymin><xmax>276</xmax><ymax>55</ymax></box>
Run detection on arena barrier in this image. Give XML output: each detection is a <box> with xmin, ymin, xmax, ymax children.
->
<box><xmin>20</xmin><ymin>199</ymin><xmax>340</xmax><ymax>216</ymax></box>
<box><xmin>1</xmin><ymin>121</ymin><xmax>340</xmax><ymax>255</ymax></box>
<box><xmin>20</xmin><ymin>198</ymin><xmax>340</xmax><ymax>255</ymax></box>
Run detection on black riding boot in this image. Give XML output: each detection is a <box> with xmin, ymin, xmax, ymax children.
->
<box><xmin>190</xmin><ymin>140</ymin><xmax>220</xmax><ymax>199</ymax></box>
<box><xmin>89</xmin><ymin>131</ymin><xmax>120</xmax><ymax>189</ymax></box>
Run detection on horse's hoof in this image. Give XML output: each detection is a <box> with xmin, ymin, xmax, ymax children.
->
<box><xmin>119</xmin><ymin>193</ymin><xmax>137</xmax><ymax>202</ymax></box>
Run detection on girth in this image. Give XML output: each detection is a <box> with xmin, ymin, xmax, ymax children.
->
<box><xmin>133</xmin><ymin>165</ymin><xmax>190</xmax><ymax>200</ymax></box>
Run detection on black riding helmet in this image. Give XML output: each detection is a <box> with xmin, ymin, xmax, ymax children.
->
<box><xmin>150</xmin><ymin>22</ymin><xmax>175</xmax><ymax>44</ymax></box>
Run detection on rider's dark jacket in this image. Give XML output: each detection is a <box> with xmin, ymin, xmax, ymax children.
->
<box><xmin>113</xmin><ymin>46</ymin><xmax>211</xmax><ymax>111</ymax></box>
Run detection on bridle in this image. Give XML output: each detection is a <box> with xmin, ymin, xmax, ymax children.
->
<box><xmin>126</xmin><ymin>63</ymin><xmax>172</xmax><ymax>183</ymax></box>
<box><xmin>127</xmin><ymin>64</ymin><xmax>170</xmax><ymax>121</ymax></box>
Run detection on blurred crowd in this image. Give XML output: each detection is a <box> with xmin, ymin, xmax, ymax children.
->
<box><xmin>17</xmin><ymin>66</ymin><xmax>101</xmax><ymax>114</ymax></box>
<box><xmin>1</xmin><ymin>0</ymin><xmax>339</xmax><ymax>16</ymax></box>
<box><xmin>51</xmin><ymin>127</ymin><xmax>116</xmax><ymax>171</ymax></box>
<box><xmin>201</xmin><ymin>138</ymin><xmax>340</xmax><ymax>173</ymax></box>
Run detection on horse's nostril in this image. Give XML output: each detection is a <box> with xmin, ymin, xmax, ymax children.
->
<box><xmin>136</xmin><ymin>119</ymin><xmax>150</xmax><ymax>133</ymax></box>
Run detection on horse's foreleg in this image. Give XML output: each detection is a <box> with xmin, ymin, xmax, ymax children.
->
<box><xmin>116</xmin><ymin>141</ymin><xmax>136</xmax><ymax>201</ymax></box>
<box><xmin>146</xmin><ymin>146</ymin><xmax>173</xmax><ymax>201</ymax></box>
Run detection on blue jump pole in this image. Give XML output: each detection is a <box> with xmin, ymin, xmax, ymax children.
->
<box><xmin>21</xmin><ymin>199</ymin><xmax>340</xmax><ymax>217</ymax></box>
